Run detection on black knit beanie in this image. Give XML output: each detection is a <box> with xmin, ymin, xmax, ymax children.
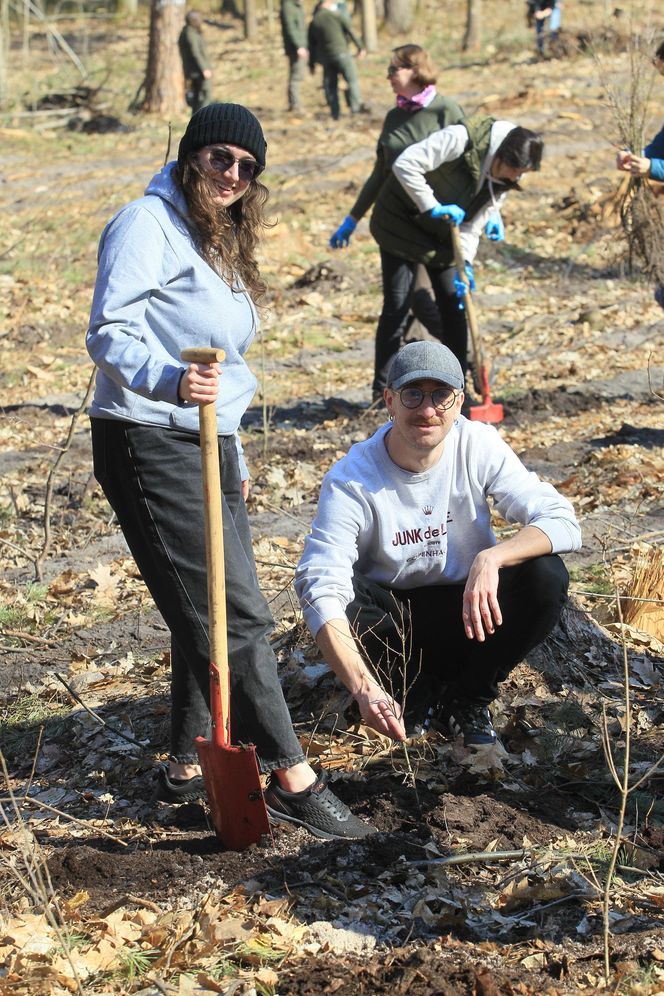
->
<box><xmin>177</xmin><ymin>103</ymin><xmax>267</xmax><ymax>169</ymax></box>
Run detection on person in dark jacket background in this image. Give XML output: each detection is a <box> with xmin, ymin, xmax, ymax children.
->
<box><xmin>308</xmin><ymin>0</ymin><xmax>366</xmax><ymax>119</ymax></box>
<box><xmin>178</xmin><ymin>10</ymin><xmax>213</xmax><ymax>112</ymax></box>
<box><xmin>280</xmin><ymin>0</ymin><xmax>308</xmax><ymax>112</ymax></box>
<box><xmin>526</xmin><ymin>0</ymin><xmax>562</xmax><ymax>58</ymax></box>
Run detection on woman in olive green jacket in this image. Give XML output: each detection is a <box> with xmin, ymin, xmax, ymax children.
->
<box><xmin>328</xmin><ymin>45</ymin><xmax>464</xmax><ymax>394</ymax></box>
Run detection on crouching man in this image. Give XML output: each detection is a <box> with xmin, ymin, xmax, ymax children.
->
<box><xmin>295</xmin><ymin>341</ymin><xmax>581</xmax><ymax>746</ymax></box>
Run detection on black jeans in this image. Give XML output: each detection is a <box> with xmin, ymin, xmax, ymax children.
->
<box><xmin>345</xmin><ymin>555</ymin><xmax>569</xmax><ymax>707</ymax></box>
<box><xmin>91</xmin><ymin>418</ymin><xmax>305</xmax><ymax>772</ymax></box>
<box><xmin>374</xmin><ymin>249</ymin><xmax>469</xmax><ymax>395</ymax></box>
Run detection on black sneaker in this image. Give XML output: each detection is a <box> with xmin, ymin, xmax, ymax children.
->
<box><xmin>439</xmin><ymin>700</ymin><xmax>497</xmax><ymax>747</ymax></box>
<box><xmin>156</xmin><ymin>765</ymin><xmax>206</xmax><ymax>803</ymax></box>
<box><xmin>264</xmin><ymin>768</ymin><xmax>374</xmax><ymax>840</ymax></box>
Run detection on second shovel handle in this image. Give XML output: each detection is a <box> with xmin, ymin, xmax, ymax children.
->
<box><xmin>449</xmin><ymin>226</ymin><xmax>484</xmax><ymax>396</ymax></box>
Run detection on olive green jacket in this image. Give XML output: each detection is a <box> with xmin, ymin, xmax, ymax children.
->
<box><xmin>281</xmin><ymin>0</ymin><xmax>307</xmax><ymax>57</ymax></box>
<box><xmin>308</xmin><ymin>7</ymin><xmax>362</xmax><ymax>66</ymax></box>
<box><xmin>370</xmin><ymin>116</ymin><xmax>515</xmax><ymax>266</ymax></box>
<box><xmin>350</xmin><ymin>93</ymin><xmax>464</xmax><ymax>221</ymax></box>
<box><xmin>178</xmin><ymin>24</ymin><xmax>210</xmax><ymax>79</ymax></box>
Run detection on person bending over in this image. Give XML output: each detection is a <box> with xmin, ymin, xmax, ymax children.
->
<box><xmin>367</xmin><ymin>117</ymin><xmax>543</xmax><ymax>398</ymax></box>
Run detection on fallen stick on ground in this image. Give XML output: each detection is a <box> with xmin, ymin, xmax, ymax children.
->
<box><xmin>0</xmin><ymin>795</ymin><xmax>128</xmax><ymax>846</ymax></box>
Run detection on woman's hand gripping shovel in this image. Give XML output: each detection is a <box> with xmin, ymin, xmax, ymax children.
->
<box><xmin>181</xmin><ymin>347</ymin><xmax>271</xmax><ymax>851</ymax></box>
<box><xmin>449</xmin><ymin>225</ymin><xmax>504</xmax><ymax>424</ymax></box>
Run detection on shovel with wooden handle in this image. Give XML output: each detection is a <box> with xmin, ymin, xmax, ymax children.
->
<box><xmin>181</xmin><ymin>347</ymin><xmax>271</xmax><ymax>851</ymax></box>
<box><xmin>449</xmin><ymin>225</ymin><xmax>504</xmax><ymax>425</ymax></box>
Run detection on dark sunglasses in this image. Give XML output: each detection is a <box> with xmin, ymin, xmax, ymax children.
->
<box><xmin>387</xmin><ymin>64</ymin><xmax>404</xmax><ymax>76</ymax></box>
<box><xmin>396</xmin><ymin>386</ymin><xmax>459</xmax><ymax>411</ymax></box>
<box><xmin>208</xmin><ymin>147</ymin><xmax>264</xmax><ymax>182</ymax></box>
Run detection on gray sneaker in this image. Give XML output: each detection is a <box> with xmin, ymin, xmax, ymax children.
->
<box><xmin>439</xmin><ymin>700</ymin><xmax>497</xmax><ymax>747</ymax></box>
<box><xmin>264</xmin><ymin>768</ymin><xmax>374</xmax><ymax>840</ymax></box>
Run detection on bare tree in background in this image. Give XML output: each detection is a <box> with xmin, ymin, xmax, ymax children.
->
<box><xmin>221</xmin><ymin>0</ymin><xmax>243</xmax><ymax>18</ymax></box>
<box><xmin>0</xmin><ymin>8</ymin><xmax>7</xmax><ymax>103</ymax></box>
<box><xmin>462</xmin><ymin>0</ymin><xmax>482</xmax><ymax>52</ymax></box>
<box><xmin>385</xmin><ymin>0</ymin><xmax>413</xmax><ymax>34</ymax></box>
<box><xmin>245</xmin><ymin>0</ymin><xmax>256</xmax><ymax>40</ymax></box>
<box><xmin>141</xmin><ymin>0</ymin><xmax>186</xmax><ymax>115</ymax></box>
<box><xmin>360</xmin><ymin>0</ymin><xmax>377</xmax><ymax>52</ymax></box>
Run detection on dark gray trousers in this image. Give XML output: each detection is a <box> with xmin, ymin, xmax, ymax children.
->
<box><xmin>91</xmin><ymin>418</ymin><xmax>305</xmax><ymax>772</ymax></box>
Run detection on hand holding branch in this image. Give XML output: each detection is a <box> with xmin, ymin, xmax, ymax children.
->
<box><xmin>355</xmin><ymin>678</ymin><xmax>406</xmax><ymax>741</ymax></box>
<box><xmin>616</xmin><ymin>149</ymin><xmax>651</xmax><ymax>177</ymax></box>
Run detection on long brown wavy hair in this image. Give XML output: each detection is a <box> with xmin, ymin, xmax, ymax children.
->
<box><xmin>173</xmin><ymin>154</ymin><xmax>270</xmax><ymax>306</ymax></box>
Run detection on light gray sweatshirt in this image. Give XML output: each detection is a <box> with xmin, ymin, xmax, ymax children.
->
<box><xmin>86</xmin><ymin>162</ymin><xmax>259</xmax><ymax>477</ymax></box>
<box><xmin>295</xmin><ymin>419</ymin><xmax>581</xmax><ymax>637</ymax></box>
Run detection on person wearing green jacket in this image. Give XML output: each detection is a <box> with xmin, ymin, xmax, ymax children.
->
<box><xmin>178</xmin><ymin>11</ymin><xmax>213</xmax><ymax>113</ymax></box>
<box><xmin>308</xmin><ymin>0</ymin><xmax>366</xmax><ymax>119</ymax></box>
<box><xmin>329</xmin><ymin>45</ymin><xmax>464</xmax><ymax>363</ymax></box>
<box><xmin>280</xmin><ymin>0</ymin><xmax>308</xmax><ymax>112</ymax></box>
<box><xmin>366</xmin><ymin>117</ymin><xmax>543</xmax><ymax>398</ymax></box>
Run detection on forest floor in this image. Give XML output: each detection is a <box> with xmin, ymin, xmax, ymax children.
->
<box><xmin>1</xmin><ymin>1</ymin><xmax>663</xmax><ymax>993</ymax></box>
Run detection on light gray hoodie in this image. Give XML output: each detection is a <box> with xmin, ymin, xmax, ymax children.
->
<box><xmin>86</xmin><ymin>162</ymin><xmax>259</xmax><ymax>476</ymax></box>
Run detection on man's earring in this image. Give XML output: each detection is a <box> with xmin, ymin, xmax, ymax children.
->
<box><xmin>389</xmin><ymin>414</ymin><xmax>394</xmax><ymax>422</ymax></box>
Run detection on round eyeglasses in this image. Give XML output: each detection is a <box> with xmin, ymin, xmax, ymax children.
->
<box><xmin>207</xmin><ymin>147</ymin><xmax>264</xmax><ymax>183</ymax></box>
<box><xmin>396</xmin><ymin>386</ymin><xmax>459</xmax><ymax>411</ymax></box>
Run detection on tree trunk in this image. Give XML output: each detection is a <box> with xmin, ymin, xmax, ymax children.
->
<box><xmin>360</xmin><ymin>0</ymin><xmax>377</xmax><ymax>51</ymax></box>
<box><xmin>462</xmin><ymin>0</ymin><xmax>482</xmax><ymax>52</ymax></box>
<box><xmin>244</xmin><ymin>0</ymin><xmax>257</xmax><ymax>40</ymax></box>
<box><xmin>221</xmin><ymin>0</ymin><xmax>243</xmax><ymax>19</ymax></box>
<box><xmin>0</xmin><ymin>1</ymin><xmax>6</xmax><ymax>104</ymax></box>
<box><xmin>142</xmin><ymin>0</ymin><xmax>186</xmax><ymax>115</ymax></box>
<box><xmin>384</xmin><ymin>0</ymin><xmax>413</xmax><ymax>33</ymax></box>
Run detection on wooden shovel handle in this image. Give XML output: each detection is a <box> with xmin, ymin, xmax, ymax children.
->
<box><xmin>449</xmin><ymin>225</ymin><xmax>484</xmax><ymax>397</ymax></box>
<box><xmin>181</xmin><ymin>347</ymin><xmax>230</xmax><ymax>748</ymax></box>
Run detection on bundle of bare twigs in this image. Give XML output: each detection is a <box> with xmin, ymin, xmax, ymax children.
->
<box><xmin>619</xmin><ymin>177</ymin><xmax>664</xmax><ymax>285</ymax></box>
<box><xmin>621</xmin><ymin>543</ymin><xmax>664</xmax><ymax>642</ymax></box>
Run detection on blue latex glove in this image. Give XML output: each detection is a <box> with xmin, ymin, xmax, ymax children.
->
<box><xmin>484</xmin><ymin>212</ymin><xmax>505</xmax><ymax>241</ymax></box>
<box><xmin>453</xmin><ymin>263</ymin><xmax>475</xmax><ymax>309</ymax></box>
<box><xmin>430</xmin><ymin>202</ymin><xmax>465</xmax><ymax>225</ymax></box>
<box><xmin>329</xmin><ymin>215</ymin><xmax>357</xmax><ymax>249</ymax></box>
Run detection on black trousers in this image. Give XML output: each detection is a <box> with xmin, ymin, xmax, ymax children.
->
<box><xmin>374</xmin><ymin>249</ymin><xmax>469</xmax><ymax>395</ymax></box>
<box><xmin>91</xmin><ymin>418</ymin><xmax>305</xmax><ymax>772</ymax></box>
<box><xmin>345</xmin><ymin>555</ymin><xmax>569</xmax><ymax>707</ymax></box>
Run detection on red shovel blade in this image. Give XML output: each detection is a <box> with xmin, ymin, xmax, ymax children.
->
<box><xmin>469</xmin><ymin>367</ymin><xmax>504</xmax><ymax>424</ymax></box>
<box><xmin>469</xmin><ymin>400</ymin><xmax>504</xmax><ymax>424</ymax></box>
<box><xmin>196</xmin><ymin>736</ymin><xmax>271</xmax><ymax>851</ymax></box>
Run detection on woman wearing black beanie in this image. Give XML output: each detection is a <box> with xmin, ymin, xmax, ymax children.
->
<box><xmin>86</xmin><ymin>103</ymin><xmax>373</xmax><ymax>840</ymax></box>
